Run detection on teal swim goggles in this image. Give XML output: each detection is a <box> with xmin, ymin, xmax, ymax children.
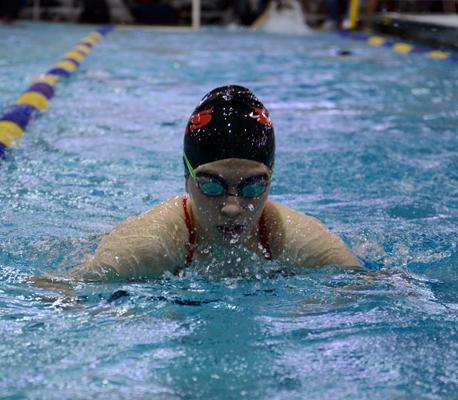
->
<box><xmin>184</xmin><ymin>153</ymin><xmax>273</xmax><ymax>198</ymax></box>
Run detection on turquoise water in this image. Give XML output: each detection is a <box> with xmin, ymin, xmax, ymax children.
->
<box><xmin>1</xmin><ymin>22</ymin><xmax>457</xmax><ymax>399</ymax></box>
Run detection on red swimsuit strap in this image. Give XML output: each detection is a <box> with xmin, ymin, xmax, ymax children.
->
<box><xmin>182</xmin><ymin>197</ymin><xmax>196</xmax><ymax>265</ymax></box>
<box><xmin>182</xmin><ymin>197</ymin><xmax>272</xmax><ymax>265</ymax></box>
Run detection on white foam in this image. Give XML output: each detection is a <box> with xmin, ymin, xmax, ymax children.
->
<box><xmin>255</xmin><ymin>0</ymin><xmax>310</xmax><ymax>34</ymax></box>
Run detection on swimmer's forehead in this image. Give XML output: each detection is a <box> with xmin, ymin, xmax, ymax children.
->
<box><xmin>195</xmin><ymin>158</ymin><xmax>269</xmax><ymax>178</ymax></box>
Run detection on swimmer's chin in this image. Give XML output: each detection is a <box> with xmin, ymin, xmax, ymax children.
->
<box><xmin>216</xmin><ymin>224</ymin><xmax>246</xmax><ymax>244</ymax></box>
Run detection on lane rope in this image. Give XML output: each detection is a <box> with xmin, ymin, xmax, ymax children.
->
<box><xmin>337</xmin><ymin>30</ymin><xmax>458</xmax><ymax>64</ymax></box>
<box><xmin>0</xmin><ymin>25</ymin><xmax>113</xmax><ymax>161</ymax></box>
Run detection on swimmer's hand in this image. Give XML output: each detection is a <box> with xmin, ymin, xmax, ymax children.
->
<box><xmin>334</xmin><ymin>268</ymin><xmax>413</xmax><ymax>293</ymax></box>
<box><xmin>28</xmin><ymin>275</ymin><xmax>81</xmax><ymax>309</ymax></box>
<box><xmin>29</xmin><ymin>275</ymin><xmax>75</xmax><ymax>296</ymax></box>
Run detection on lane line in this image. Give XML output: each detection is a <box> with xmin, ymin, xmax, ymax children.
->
<box><xmin>0</xmin><ymin>25</ymin><xmax>113</xmax><ymax>162</ymax></box>
<box><xmin>337</xmin><ymin>30</ymin><xmax>457</xmax><ymax>64</ymax></box>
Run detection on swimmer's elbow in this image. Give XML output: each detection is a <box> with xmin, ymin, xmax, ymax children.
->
<box><xmin>294</xmin><ymin>250</ymin><xmax>362</xmax><ymax>270</ymax></box>
<box><xmin>322</xmin><ymin>245</ymin><xmax>363</xmax><ymax>270</ymax></box>
<box><xmin>69</xmin><ymin>250</ymin><xmax>173</xmax><ymax>281</ymax></box>
<box><xmin>331</xmin><ymin>253</ymin><xmax>363</xmax><ymax>269</ymax></box>
<box><xmin>292</xmin><ymin>235</ymin><xmax>362</xmax><ymax>270</ymax></box>
<box><xmin>64</xmin><ymin>258</ymin><xmax>122</xmax><ymax>282</ymax></box>
<box><xmin>315</xmin><ymin>232</ymin><xmax>361</xmax><ymax>269</ymax></box>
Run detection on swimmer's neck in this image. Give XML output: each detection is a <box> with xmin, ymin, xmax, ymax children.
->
<box><xmin>196</xmin><ymin>229</ymin><xmax>261</xmax><ymax>254</ymax></box>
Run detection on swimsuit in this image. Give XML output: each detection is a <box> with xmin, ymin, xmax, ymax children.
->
<box><xmin>182</xmin><ymin>196</ymin><xmax>272</xmax><ymax>266</ymax></box>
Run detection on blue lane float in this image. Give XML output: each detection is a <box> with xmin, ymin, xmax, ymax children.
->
<box><xmin>0</xmin><ymin>25</ymin><xmax>114</xmax><ymax>161</ymax></box>
<box><xmin>0</xmin><ymin>104</ymin><xmax>36</xmax><ymax>130</ymax></box>
<box><xmin>27</xmin><ymin>83</ymin><xmax>56</xmax><ymax>100</ymax></box>
<box><xmin>337</xmin><ymin>30</ymin><xmax>457</xmax><ymax>64</ymax></box>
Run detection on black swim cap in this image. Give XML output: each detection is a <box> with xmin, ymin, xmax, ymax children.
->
<box><xmin>183</xmin><ymin>85</ymin><xmax>275</xmax><ymax>174</ymax></box>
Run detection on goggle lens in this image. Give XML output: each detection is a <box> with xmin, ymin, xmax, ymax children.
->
<box><xmin>240</xmin><ymin>183</ymin><xmax>266</xmax><ymax>198</ymax></box>
<box><xmin>196</xmin><ymin>176</ymin><xmax>268</xmax><ymax>198</ymax></box>
<box><xmin>199</xmin><ymin>181</ymin><xmax>225</xmax><ymax>196</ymax></box>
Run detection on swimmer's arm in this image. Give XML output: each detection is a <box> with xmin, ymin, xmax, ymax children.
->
<box><xmin>29</xmin><ymin>253</ymin><xmax>123</xmax><ymax>291</ymax></box>
<box><xmin>276</xmin><ymin>206</ymin><xmax>361</xmax><ymax>269</ymax></box>
<box><xmin>66</xmin><ymin>229</ymin><xmax>180</xmax><ymax>281</ymax></box>
<box><xmin>295</xmin><ymin>218</ymin><xmax>361</xmax><ymax>268</ymax></box>
<box><xmin>28</xmin><ymin>230</ymin><xmax>170</xmax><ymax>294</ymax></box>
<box><xmin>64</xmin><ymin>200</ymin><xmax>187</xmax><ymax>281</ymax></box>
<box><xmin>29</xmin><ymin>274</ymin><xmax>77</xmax><ymax>298</ymax></box>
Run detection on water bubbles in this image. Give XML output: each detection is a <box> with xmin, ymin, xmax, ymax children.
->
<box><xmin>411</xmin><ymin>88</ymin><xmax>430</xmax><ymax>96</ymax></box>
<box><xmin>229</xmin><ymin>237</ymin><xmax>240</xmax><ymax>245</ymax></box>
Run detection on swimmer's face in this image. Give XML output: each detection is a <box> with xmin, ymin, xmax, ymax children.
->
<box><xmin>186</xmin><ymin>158</ymin><xmax>271</xmax><ymax>245</ymax></box>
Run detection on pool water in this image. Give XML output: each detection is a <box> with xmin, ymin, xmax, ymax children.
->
<box><xmin>1</xmin><ymin>22</ymin><xmax>457</xmax><ymax>399</ymax></box>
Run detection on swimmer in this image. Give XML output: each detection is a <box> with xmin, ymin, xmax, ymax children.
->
<box><xmin>58</xmin><ymin>85</ymin><xmax>361</xmax><ymax>282</ymax></box>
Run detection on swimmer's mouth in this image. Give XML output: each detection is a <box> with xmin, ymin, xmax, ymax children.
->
<box><xmin>217</xmin><ymin>224</ymin><xmax>245</xmax><ymax>238</ymax></box>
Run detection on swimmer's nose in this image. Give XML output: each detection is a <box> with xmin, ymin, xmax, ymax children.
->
<box><xmin>220</xmin><ymin>197</ymin><xmax>243</xmax><ymax>219</ymax></box>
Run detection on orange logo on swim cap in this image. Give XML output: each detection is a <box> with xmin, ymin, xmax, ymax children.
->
<box><xmin>186</xmin><ymin>108</ymin><xmax>213</xmax><ymax>134</ymax></box>
<box><xmin>249</xmin><ymin>107</ymin><xmax>272</xmax><ymax>127</ymax></box>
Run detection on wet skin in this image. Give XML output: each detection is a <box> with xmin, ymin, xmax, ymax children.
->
<box><xmin>186</xmin><ymin>158</ymin><xmax>271</xmax><ymax>247</ymax></box>
<box><xmin>30</xmin><ymin>158</ymin><xmax>362</xmax><ymax>285</ymax></box>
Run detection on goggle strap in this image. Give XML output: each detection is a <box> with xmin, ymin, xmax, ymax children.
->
<box><xmin>183</xmin><ymin>153</ymin><xmax>196</xmax><ymax>178</ymax></box>
<box><xmin>268</xmin><ymin>166</ymin><xmax>274</xmax><ymax>181</ymax></box>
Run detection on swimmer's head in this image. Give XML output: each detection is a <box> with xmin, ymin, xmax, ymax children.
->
<box><xmin>183</xmin><ymin>85</ymin><xmax>275</xmax><ymax>177</ymax></box>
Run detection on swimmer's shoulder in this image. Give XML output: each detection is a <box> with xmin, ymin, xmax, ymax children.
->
<box><xmin>115</xmin><ymin>196</ymin><xmax>188</xmax><ymax>236</ymax></box>
<box><xmin>118</xmin><ymin>195</ymin><xmax>190</xmax><ymax>256</ymax></box>
<box><xmin>83</xmin><ymin>196</ymin><xmax>190</xmax><ymax>280</ymax></box>
<box><xmin>140</xmin><ymin>196</ymin><xmax>189</xmax><ymax>231</ymax></box>
<box><xmin>263</xmin><ymin>200</ymin><xmax>326</xmax><ymax>253</ymax></box>
<box><xmin>265</xmin><ymin>200</ymin><xmax>361</xmax><ymax>268</ymax></box>
<box><xmin>264</xmin><ymin>200</ymin><xmax>325</xmax><ymax>235</ymax></box>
